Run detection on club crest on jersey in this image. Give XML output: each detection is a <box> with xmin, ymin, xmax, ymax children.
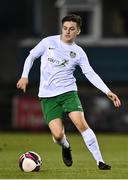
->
<box><xmin>70</xmin><ymin>51</ymin><xmax>76</xmax><ymax>58</ymax></box>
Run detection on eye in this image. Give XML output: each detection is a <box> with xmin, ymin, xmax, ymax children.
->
<box><xmin>63</xmin><ymin>26</ymin><xmax>67</xmax><ymax>30</ymax></box>
<box><xmin>70</xmin><ymin>27</ymin><xmax>75</xmax><ymax>31</ymax></box>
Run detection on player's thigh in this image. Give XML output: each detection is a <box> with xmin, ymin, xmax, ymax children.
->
<box><xmin>62</xmin><ymin>91</ymin><xmax>83</xmax><ymax>112</ymax></box>
<box><xmin>48</xmin><ymin>118</ymin><xmax>65</xmax><ymax>139</ymax></box>
<box><xmin>40</xmin><ymin>97</ymin><xmax>63</xmax><ymax>124</ymax></box>
<box><xmin>68</xmin><ymin>111</ymin><xmax>89</xmax><ymax>132</ymax></box>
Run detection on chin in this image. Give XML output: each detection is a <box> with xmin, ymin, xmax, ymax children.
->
<box><xmin>65</xmin><ymin>38</ymin><xmax>73</xmax><ymax>43</ymax></box>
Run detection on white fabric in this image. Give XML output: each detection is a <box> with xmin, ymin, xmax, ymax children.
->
<box><xmin>52</xmin><ymin>135</ymin><xmax>69</xmax><ymax>148</ymax></box>
<box><xmin>21</xmin><ymin>35</ymin><xmax>110</xmax><ymax>97</ymax></box>
<box><xmin>81</xmin><ymin>128</ymin><xmax>104</xmax><ymax>165</ymax></box>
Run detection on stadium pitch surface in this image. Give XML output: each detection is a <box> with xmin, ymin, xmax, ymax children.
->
<box><xmin>0</xmin><ymin>132</ymin><xmax>128</xmax><ymax>179</ymax></box>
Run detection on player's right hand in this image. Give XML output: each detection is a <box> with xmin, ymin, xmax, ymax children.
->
<box><xmin>16</xmin><ymin>77</ymin><xmax>29</xmax><ymax>93</ymax></box>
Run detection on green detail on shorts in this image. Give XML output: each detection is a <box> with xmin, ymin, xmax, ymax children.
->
<box><xmin>39</xmin><ymin>91</ymin><xmax>83</xmax><ymax>124</ymax></box>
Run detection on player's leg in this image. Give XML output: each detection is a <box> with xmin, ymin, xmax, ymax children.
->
<box><xmin>48</xmin><ymin>118</ymin><xmax>69</xmax><ymax>148</ymax></box>
<box><xmin>69</xmin><ymin>111</ymin><xmax>111</xmax><ymax>170</ymax></box>
<box><xmin>69</xmin><ymin>111</ymin><xmax>103</xmax><ymax>162</ymax></box>
<box><xmin>48</xmin><ymin>118</ymin><xmax>72</xmax><ymax>166</ymax></box>
<box><xmin>40</xmin><ymin>97</ymin><xmax>72</xmax><ymax>166</ymax></box>
<box><xmin>61</xmin><ymin>91</ymin><xmax>110</xmax><ymax>169</ymax></box>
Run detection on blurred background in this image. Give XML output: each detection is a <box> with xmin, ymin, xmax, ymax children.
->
<box><xmin>0</xmin><ymin>0</ymin><xmax>128</xmax><ymax>132</ymax></box>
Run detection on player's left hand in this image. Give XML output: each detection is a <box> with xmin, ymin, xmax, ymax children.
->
<box><xmin>107</xmin><ymin>91</ymin><xmax>121</xmax><ymax>107</ymax></box>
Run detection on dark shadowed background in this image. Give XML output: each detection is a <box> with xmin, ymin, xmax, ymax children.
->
<box><xmin>0</xmin><ymin>0</ymin><xmax>128</xmax><ymax>132</ymax></box>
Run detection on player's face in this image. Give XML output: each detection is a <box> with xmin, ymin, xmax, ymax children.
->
<box><xmin>61</xmin><ymin>21</ymin><xmax>80</xmax><ymax>44</ymax></box>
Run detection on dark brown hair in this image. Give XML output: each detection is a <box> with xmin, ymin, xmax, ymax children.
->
<box><xmin>62</xmin><ymin>14</ymin><xmax>82</xmax><ymax>28</ymax></box>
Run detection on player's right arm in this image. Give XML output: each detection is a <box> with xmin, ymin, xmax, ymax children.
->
<box><xmin>16</xmin><ymin>38</ymin><xmax>48</xmax><ymax>93</ymax></box>
<box><xmin>16</xmin><ymin>53</ymin><xmax>36</xmax><ymax>92</ymax></box>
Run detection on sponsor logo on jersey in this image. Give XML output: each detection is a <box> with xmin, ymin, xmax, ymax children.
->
<box><xmin>48</xmin><ymin>58</ymin><xmax>68</xmax><ymax>67</ymax></box>
<box><xmin>59</xmin><ymin>59</ymin><xmax>69</xmax><ymax>67</ymax></box>
<box><xmin>48</xmin><ymin>58</ymin><xmax>60</xmax><ymax>64</ymax></box>
<box><xmin>70</xmin><ymin>51</ymin><xmax>76</xmax><ymax>58</ymax></box>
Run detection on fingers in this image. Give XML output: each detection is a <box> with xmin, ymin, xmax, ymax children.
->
<box><xmin>16</xmin><ymin>79</ymin><xmax>28</xmax><ymax>93</ymax></box>
<box><xmin>17</xmin><ymin>82</ymin><xmax>26</xmax><ymax>92</ymax></box>
<box><xmin>113</xmin><ymin>97</ymin><xmax>121</xmax><ymax>107</ymax></box>
<box><xmin>112</xmin><ymin>95</ymin><xmax>121</xmax><ymax>107</ymax></box>
<box><xmin>107</xmin><ymin>92</ymin><xmax>121</xmax><ymax>107</ymax></box>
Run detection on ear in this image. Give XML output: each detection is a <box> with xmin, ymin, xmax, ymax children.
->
<box><xmin>77</xmin><ymin>29</ymin><xmax>81</xmax><ymax>35</ymax></box>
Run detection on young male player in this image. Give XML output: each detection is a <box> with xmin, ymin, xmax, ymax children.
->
<box><xmin>17</xmin><ymin>14</ymin><xmax>121</xmax><ymax>170</ymax></box>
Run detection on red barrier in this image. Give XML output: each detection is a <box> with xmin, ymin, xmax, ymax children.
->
<box><xmin>12</xmin><ymin>97</ymin><xmax>46</xmax><ymax>131</ymax></box>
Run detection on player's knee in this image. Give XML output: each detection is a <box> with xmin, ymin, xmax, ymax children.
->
<box><xmin>52</xmin><ymin>131</ymin><xmax>64</xmax><ymax>141</ymax></box>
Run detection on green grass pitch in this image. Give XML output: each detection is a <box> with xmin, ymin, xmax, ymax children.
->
<box><xmin>0</xmin><ymin>132</ymin><xmax>128</xmax><ymax>179</ymax></box>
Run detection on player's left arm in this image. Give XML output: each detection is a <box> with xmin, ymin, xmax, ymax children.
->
<box><xmin>79</xmin><ymin>50</ymin><xmax>121</xmax><ymax>108</ymax></box>
<box><xmin>106</xmin><ymin>91</ymin><xmax>121</xmax><ymax>107</ymax></box>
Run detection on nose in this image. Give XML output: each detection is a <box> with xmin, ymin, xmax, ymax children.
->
<box><xmin>66</xmin><ymin>29</ymin><xmax>70</xmax><ymax>34</ymax></box>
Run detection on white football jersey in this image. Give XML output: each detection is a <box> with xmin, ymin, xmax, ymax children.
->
<box><xmin>22</xmin><ymin>35</ymin><xmax>110</xmax><ymax>97</ymax></box>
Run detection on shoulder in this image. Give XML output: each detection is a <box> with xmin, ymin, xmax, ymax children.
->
<box><xmin>41</xmin><ymin>35</ymin><xmax>60</xmax><ymax>47</ymax></box>
<box><xmin>43</xmin><ymin>35</ymin><xmax>60</xmax><ymax>43</ymax></box>
<box><xmin>33</xmin><ymin>35</ymin><xmax>59</xmax><ymax>48</ymax></box>
<box><xmin>74</xmin><ymin>43</ymin><xmax>87</xmax><ymax>57</ymax></box>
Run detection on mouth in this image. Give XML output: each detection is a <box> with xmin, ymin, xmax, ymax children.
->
<box><xmin>65</xmin><ymin>35</ymin><xmax>71</xmax><ymax>38</ymax></box>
